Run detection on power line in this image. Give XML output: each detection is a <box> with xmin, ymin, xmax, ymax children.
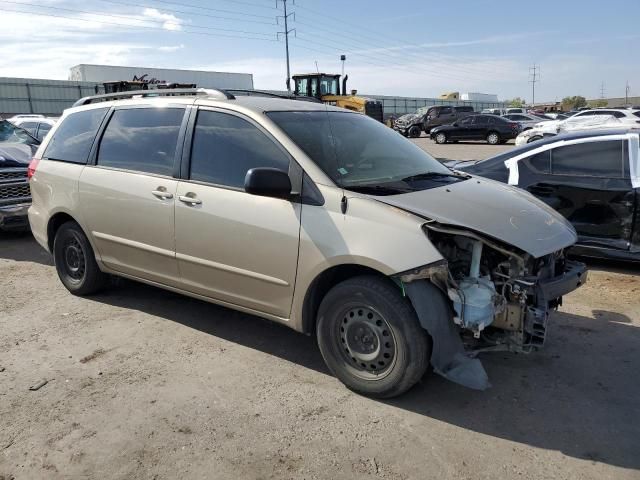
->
<box><xmin>529</xmin><ymin>64</ymin><xmax>539</xmax><ymax>105</ymax></box>
<box><xmin>135</xmin><ymin>0</ymin><xmax>275</xmax><ymax>19</ymax></box>
<box><xmin>292</xmin><ymin>15</ymin><xmax>511</xmax><ymax>79</ymax></box>
<box><xmin>94</xmin><ymin>0</ymin><xmax>277</xmax><ymax>25</ymax></box>
<box><xmin>1</xmin><ymin>7</ymin><xmax>279</xmax><ymax>41</ymax></box>
<box><xmin>4</xmin><ymin>1</ymin><xmax>276</xmax><ymax>36</ymax></box>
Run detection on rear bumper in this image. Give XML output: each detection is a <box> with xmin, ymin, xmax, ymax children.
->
<box><xmin>0</xmin><ymin>202</ymin><xmax>30</xmax><ymax>231</ymax></box>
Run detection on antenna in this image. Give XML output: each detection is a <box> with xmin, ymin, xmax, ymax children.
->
<box><xmin>276</xmin><ymin>0</ymin><xmax>296</xmax><ymax>94</ymax></box>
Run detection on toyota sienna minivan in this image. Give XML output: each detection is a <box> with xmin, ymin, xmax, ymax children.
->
<box><xmin>28</xmin><ymin>89</ymin><xmax>587</xmax><ymax>397</ymax></box>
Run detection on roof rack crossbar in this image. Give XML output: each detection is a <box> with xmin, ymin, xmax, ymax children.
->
<box><xmin>72</xmin><ymin>88</ymin><xmax>234</xmax><ymax>107</ymax></box>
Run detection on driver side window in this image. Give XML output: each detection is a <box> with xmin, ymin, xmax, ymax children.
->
<box><xmin>189</xmin><ymin>110</ymin><xmax>290</xmax><ymax>189</ymax></box>
<box><xmin>460</xmin><ymin>117</ymin><xmax>474</xmax><ymax>126</ymax></box>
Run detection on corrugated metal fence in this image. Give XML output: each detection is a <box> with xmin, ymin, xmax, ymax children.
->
<box><xmin>0</xmin><ymin>77</ymin><xmax>508</xmax><ymax>118</ymax></box>
<box><xmin>365</xmin><ymin>94</ymin><xmax>508</xmax><ymax>118</ymax></box>
<box><xmin>0</xmin><ymin>78</ymin><xmax>103</xmax><ymax>117</ymax></box>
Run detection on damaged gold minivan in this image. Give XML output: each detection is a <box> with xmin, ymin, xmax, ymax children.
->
<box><xmin>28</xmin><ymin>89</ymin><xmax>587</xmax><ymax>397</ymax></box>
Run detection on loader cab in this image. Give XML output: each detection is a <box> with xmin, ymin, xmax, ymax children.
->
<box><xmin>293</xmin><ymin>74</ymin><xmax>341</xmax><ymax>99</ymax></box>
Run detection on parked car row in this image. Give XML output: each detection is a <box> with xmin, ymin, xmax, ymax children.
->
<box><xmin>393</xmin><ymin>105</ymin><xmax>475</xmax><ymax>137</ymax></box>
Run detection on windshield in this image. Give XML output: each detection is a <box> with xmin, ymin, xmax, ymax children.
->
<box><xmin>0</xmin><ymin>120</ymin><xmax>40</xmax><ymax>146</ymax></box>
<box><xmin>268</xmin><ymin>111</ymin><xmax>464</xmax><ymax>194</ymax></box>
<box><xmin>320</xmin><ymin>76</ymin><xmax>339</xmax><ymax>96</ymax></box>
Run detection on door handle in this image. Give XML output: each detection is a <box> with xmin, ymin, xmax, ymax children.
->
<box><xmin>152</xmin><ymin>189</ymin><xmax>174</xmax><ymax>199</ymax></box>
<box><xmin>178</xmin><ymin>195</ymin><xmax>202</xmax><ymax>205</ymax></box>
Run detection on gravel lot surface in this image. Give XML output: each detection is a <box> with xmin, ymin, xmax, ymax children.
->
<box><xmin>1</xmin><ymin>141</ymin><xmax>639</xmax><ymax>479</ymax></box>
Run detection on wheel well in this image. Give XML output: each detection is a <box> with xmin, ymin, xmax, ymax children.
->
<box><xmin>47</xmin><ymin>212</ymin><xmax>77</xmax><ymax>251</ymax></box>
<box><xmin>301</xmin><ymin>264</ymin><xmax>388</xmax><ymax>335</ymax></box>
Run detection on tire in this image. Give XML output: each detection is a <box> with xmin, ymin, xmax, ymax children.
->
<box><xmin>486</xmin><ymin>131</ymin><xmax>500</xmax><ymax>145</ymax></box>
<box><xmin>408</xmin><ymin>126</ymin><xmax>421</xmax><ymax>138</ymax></box>
<box><xmin>316</xmin><ymin>275</ymin><xmax>431</xmax><ymax>398</ymax></box>
<box><xmin>53</xmin><ymin>221</ymin><xmax>107</xmax><ymax>295</ymax></box>
<box><xmin>434</xmin><ymin>132</ymin><xmax>447</xmax><ymax>144</ymax></box>
<box><xmin>527</xmin><ymin>135</ymin><xmax>542</xmax><ymax>143</ymax></box>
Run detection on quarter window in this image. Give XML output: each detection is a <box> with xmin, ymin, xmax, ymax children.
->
<box><xmin>189</xmin><ymin>110</ymin><xmax>289</xmax><ymax>189</ymax></box>
<box><xmin>43</xmin><ymin>108</ymin><xmax>109</xmax><ymax>164</ymax></box>
<box><xmin>97</xmin><ymin>108</ymin><xmax>184</xmax><ymax>176</ymax></box>
<box><xmin>551</xmin><ymin>140</ymin><xmax>625</xmax><ymax>177</ymax></box>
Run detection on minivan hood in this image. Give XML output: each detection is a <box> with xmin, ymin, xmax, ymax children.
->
<box><xmin>378</xmin><ymin>177</ymin><xmax>577</xmax><ymax>258</ymax></box>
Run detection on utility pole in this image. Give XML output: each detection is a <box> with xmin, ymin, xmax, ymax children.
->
<box><xmin>626</xmin><ymin>80</ymin><xmax>630</xmax><ymax>105</ymax></box>
<box><xmin>276</xmin><ymin>0</ymin><xmax>295</xmax><ymax>94</ymax></box>
<box><xmin>600</xmin><ymin>81</ymin><xmax>606</xmax><ymax>99</ymax></box>
<box><xmin>529</xmin><ymin>64</ymin><xmax>539</xmax><ymax>106</ymax></box>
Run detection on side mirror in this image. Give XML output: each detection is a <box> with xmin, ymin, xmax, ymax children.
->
<box><xmin>244</xmin><ymin>167</ymin><xmax>292</xmax><ymax>199</ymax></box>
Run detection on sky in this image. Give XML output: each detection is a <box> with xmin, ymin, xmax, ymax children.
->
<box><xmin>1</xmin><ymin>0</ymin><xmax>639</xmax><ymax>102</ymax></box>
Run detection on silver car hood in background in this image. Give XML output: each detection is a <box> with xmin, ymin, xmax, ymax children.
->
<box><xmin>378</xmin><ymin>177</ymin><xmax>578</xmax><ymax>258</ymax></box>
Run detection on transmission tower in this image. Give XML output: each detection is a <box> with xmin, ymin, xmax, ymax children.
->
<box><xmin>276</xmin><ymin>0</ymin><xmax>296</xmax><ymax>93</ymax></box>
<box><xmin>529</xmin><ymin>64</ymin><xmax>539</xmax><ymax>106</ymax></box>
<box><xmin>600</xmin><ymin>81</ymin><xmax>606</xmax><ymax>99</ymax></box>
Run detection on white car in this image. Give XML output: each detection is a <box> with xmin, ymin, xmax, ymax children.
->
<box><xmin>568</xmin><ymin>108</ymin><xmax>640</xmax><ymax>125</ymax></box>
<box><xmin>11</xmin><ymin>117</ymin><xmax>57</xmax><ymax>142</ymax></box>
<box><xmin>515</xmin><ymin>114</ymin><xmax>623</xmax><ymax>145</ymax></box>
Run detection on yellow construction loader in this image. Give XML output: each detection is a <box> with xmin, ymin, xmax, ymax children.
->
<box><xmin>292</xmin><ymin>73</ymin><xmax>383</xmax><ymax>122</ymax></box>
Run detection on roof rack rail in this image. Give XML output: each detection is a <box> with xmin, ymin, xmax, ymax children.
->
<box><xmin>72</xmin><ymin>88</ymin><xmax>234</xmax><ymax>107</ymax></box>
<box><xmin>225</xmin><ymin>89</ymin><xmax>323</xmax><ymax>103</ymax></box>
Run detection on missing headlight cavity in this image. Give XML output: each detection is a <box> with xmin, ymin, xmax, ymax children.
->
<box><xmin>397</xmin><ymin>221</ymin><xmax>574</xmax><ymax>390</ymax></box>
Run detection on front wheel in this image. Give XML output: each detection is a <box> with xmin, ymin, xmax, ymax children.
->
<box><xmin>486</xmin><ymin>131</ymin><xmax>500</xmax><ymax>145</ymax></box>
<box><xmin>408</xmin><ymin>126</ymin><xmax>421</xmax><ymax>138</ymax></box>
<box><xmin>316</xmin><ymin>275</ymin><xmax>431</xmax><ymax>398</ymax></box>
<box><xmin>434</xmin><ymin>132</ymin><xmax>448</xmax><ymax>144</ymax></box>
<box><xmin>53</xmin><ymin>221</ymin><xmax>107</xmax><ymax>295</ymax></box>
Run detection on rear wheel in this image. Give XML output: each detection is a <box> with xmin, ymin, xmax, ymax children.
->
<box><xmin>486</xmin><ymin>131</ymin><xmax>500</xmax><ymax>145</ymax></box>
<box><xmin>316</xmin><ymin>275</ymin><xmax>431</xmax><ymax>398</ymax></box>
<box><xmin>53</xmin><ymin>221</ymin><xmax>107</xmax><ymax>295</ymax></box>
<box><xmin>434</xmin><ymin>132</ymin><xmax>448</xmax><ymax>144</ymax></box>
<box><xmin>408</xmin><ymin>126</ymin><xmax>421</xmax><ymax>138</ymax></box>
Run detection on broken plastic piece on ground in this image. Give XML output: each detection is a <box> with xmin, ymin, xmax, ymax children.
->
<box><xmin>29</xmin><ymin>379</ymin><xmax>48</xmax><ymax>391</ymax></box>
<box><xmin>404</xmin><ymin>280</ymin><xmax>490</xmax><ymax>391</ymax></box>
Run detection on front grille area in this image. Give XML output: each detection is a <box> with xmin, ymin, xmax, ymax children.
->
<box><xmin>0</xmin><ymin>183</ymin><xmax>31</xmax><ymax>201</ymax></box>
<box><xmin>0</xmin><ymin>170</ymin><xmax>27</xmax><ymax>181</ymax></box>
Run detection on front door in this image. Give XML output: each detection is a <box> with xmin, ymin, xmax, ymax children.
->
<box><xmin>174</xmin><ymin>108</ymin><xmax>301</xmax><ymax>318</ymax></box>
<box><xmin>449</xmin><ymin>115</ymin><xmax>474</xmax><ymax>140</ymax></box>
<box><xmin>79</xmin><ymin>106</ymin><xmax>187</xmax><ymax>286</ymax></box>
<box><xmin>519</xmin><ymin>137</ymin><xmax>636</xmax><ymax>251</ymax></box>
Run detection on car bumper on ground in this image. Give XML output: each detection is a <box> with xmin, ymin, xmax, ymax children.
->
<box><xmin>0</xmin><ymin>202</ymin><xmax>31</xmax><ymax>231</ymax></box>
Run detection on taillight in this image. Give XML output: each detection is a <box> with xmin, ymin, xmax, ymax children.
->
<box><xmin>27</xmin><ymin>158</ymin><xmax>40</xmax><ymax>180</ymax></box>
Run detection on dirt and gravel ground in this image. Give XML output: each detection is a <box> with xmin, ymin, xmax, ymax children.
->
<box><xmin>1</xmin><ymin>141</ymin><xmax>639</xmax><ymax>479</ymax></box>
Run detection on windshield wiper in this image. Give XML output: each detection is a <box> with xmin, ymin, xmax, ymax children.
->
<box><xmin>346</xmin><ymin>184</ymin><xmax>414</xmax><ymax>195</ymax></box>
<box><xmin>401</xmin><ymin>171</ymin><xmax>467</xmax><ymax>182</ymax></box>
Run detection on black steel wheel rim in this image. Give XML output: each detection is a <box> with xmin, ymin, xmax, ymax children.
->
<box><xmin>336</xmin><ymin>305</ymin><xmax>397</xmax><ymax>380</ymax></box>
<box><xmin>62</xmin><ymin>233</ymin><xmax>86</xmax><ymax>282</ymax></box>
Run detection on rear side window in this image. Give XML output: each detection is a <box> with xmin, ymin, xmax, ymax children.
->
<box><xmin>97</xmin><ymin>108</ymin><xmax>184</xmax><ymax>176</ymax></box>
<box><xmin>633</xmin><ymin>111</ymin><xmax>640</xmax><ymax>118</ymax></box>
<box><xmin>189</xmin><ymin>110</ymin><xmax>289</xmax><ymax>188</ymax></box>
<box><xmin>551</xmin><ymin>140</ymin><xmax>625</xmax><ymax>177</ymax></box>
<box><xmin>44</xmin><ymin>108</ymin><xmax>108</xmax><ymax>163</ymax></box>
<box><xmin>37</xmin><ymin>123</ymin><xmax>52</xmax><ymax>141</ymax></box>
<box><xmin>527</xmin><ymin>150</ymin><xmax>551</xmax><ymax>173</ymax></box>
